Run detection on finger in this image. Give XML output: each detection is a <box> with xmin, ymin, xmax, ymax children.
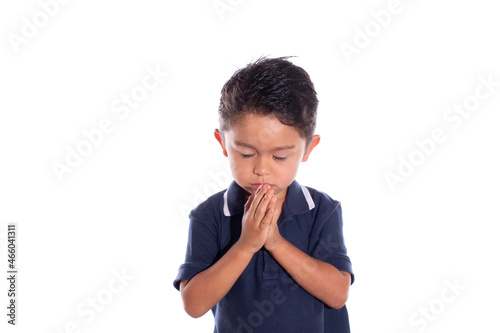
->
<box><xmin>266</xmin><ymin>188</ymin><xmax>275</xmax><ymax>208</ymax></box>
<box><xmin>249</xmin><ymin>185</ymin><xmax>270</xmax><ymax>217</ymax></box>
<box><xmin>245</xmin><ymin>186</ymin><xmax>262</xmax><ymax>215</ymax></box>
<box><xmin>261</xmin><ymin>188</ymin><xmax>276</xmax><ymax>214</ymax></box>
<box><xmin>265</xmin><ymin>193</ymin><xmax>279</xmax><ymax>228</ymax></box>
<box><xmin>259</xmin><ymin>209</ymin><xmax>274</xmax><ymax>230</ymax></box>
<box><xmin>255</xmin><ymin>193</ymin><xmax>275</xmax><ymax>225</ymax></box>
<box><xmin>259</xmin><ymin>197</ymin><xmax>277</xmax><ymax>230</ymax></box>
<box><xmin>269</xmin><ymin>201</ymin><xmax>280</xmax><ymax>227</ymax></box>
<box><xmin>254</xmin><ymin>191</ymin><xmax>272</xmax><ymax>223</ymax></box>
<box><xmin>244</xmin><ymin>194</ymin><xmax>254</xmax><ymax>213</ymax></box>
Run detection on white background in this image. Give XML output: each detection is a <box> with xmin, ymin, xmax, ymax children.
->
<box><xmin>1</xmin><ymin>0</ymin><xmax>499</xmax><ymax>332</ymax></box>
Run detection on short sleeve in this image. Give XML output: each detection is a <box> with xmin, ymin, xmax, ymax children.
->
<box><xmin>173</xmin><ymin>210</ymin><xmax>220</xmax><ymax>290</ymax></box>
<box><xmin>311</xmin><ymin>202</ymin><xmax>354</xmax><ymax>284</ymax></box>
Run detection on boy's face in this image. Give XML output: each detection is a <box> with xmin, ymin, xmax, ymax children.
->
<box><xmin>215</xmin><ymin>113</ymin><xmax>320</xmax><ymax>205</ymax></box>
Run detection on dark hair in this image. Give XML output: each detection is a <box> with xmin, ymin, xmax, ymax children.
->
<box><xmin>218</xmin><ymin>56</ymin><xmax>318</xmax><ymax>146</ymax></box>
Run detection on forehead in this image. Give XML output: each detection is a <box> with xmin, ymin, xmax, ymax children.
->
<box><xmin>225</xmin><ymin>113</ymin><xmax>304</xmax><ymax>148</ymax></box>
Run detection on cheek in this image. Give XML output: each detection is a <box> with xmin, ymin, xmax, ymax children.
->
<box><xmin>278</xmin><ymin>159</ymin><xmax>301</xmax><ymax>178</ymax></box>
<box><xmin>229</xmin><ymin>156</ymin><xmax>249</xmax><ymax>176</ymax></box>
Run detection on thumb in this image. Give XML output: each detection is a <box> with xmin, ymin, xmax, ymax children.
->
<box><xmin>244</xmin><ymin>194</ymin><xmax>254</xmax><ymax>213</ymax></box>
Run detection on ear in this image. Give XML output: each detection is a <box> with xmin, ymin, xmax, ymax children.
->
<box><xmin>301</xmin><ymin>135</ymin><xmax>320</xmax><ymax>162</ymax></box>
<box><xmin>214</xmin><ymin>129</ymin><xmax>228</xmax><ymax>157</ymax></box>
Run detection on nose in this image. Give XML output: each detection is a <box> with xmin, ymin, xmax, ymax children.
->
<box><xmin>253</xmin><ymin>156</ymin><xmax>271</xmax><ymax>177</ymax></box>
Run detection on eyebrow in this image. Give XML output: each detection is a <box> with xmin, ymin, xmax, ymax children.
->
<box><xmin>235</xmin><ymin>141</ymin><xmax>295</xmax><ymax>151</ymax></box>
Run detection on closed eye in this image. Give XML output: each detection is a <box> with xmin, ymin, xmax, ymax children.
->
<box><xmin>240</xmin><ymin>154</ymin><xmax>286</xmax><ymax>161</ymax></box>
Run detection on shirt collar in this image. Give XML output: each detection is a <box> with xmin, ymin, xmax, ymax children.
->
<box><xmin>223</xmin><ymin>180</ymin><xmax>315</xmax><ymax>217</ymax></box>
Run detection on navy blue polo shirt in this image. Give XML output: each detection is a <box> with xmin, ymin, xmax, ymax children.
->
<box><xmin>174</xmin><ymin>180</ymin><xmax>354</xmax><ymax>333</ymax></box>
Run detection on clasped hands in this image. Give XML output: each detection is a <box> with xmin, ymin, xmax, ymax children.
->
<box><xmin>238</xmin><ymin>184</ymin><xmax>283</xmax><ymax>254</ymax></box>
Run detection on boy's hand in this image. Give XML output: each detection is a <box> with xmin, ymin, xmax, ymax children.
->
<box><xmin>264</xmin><ymin>203</ymin><xmax>283</xmax><ymax>252</ymax></box>
<box><xmin>237</xmin><ymin>184</ymin><xmax>278</xmax><ymax>254</ymax></box>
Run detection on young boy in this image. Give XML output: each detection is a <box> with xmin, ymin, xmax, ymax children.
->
<box><xmin>174</xmin><ymin>57</ymin><xmax>354</xmax><ymax>332</ymax></box>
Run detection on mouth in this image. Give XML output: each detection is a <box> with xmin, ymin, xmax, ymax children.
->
<box><xmin>251</xmin><ymin>183</ymin><xmax>274</xmax><ymax>190</ymax></box>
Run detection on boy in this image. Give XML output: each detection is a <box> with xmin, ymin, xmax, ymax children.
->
<box><xmin>174</xmin><ymin>57</ymin><xmax>354</xmax><ymax>332</ymax></box>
